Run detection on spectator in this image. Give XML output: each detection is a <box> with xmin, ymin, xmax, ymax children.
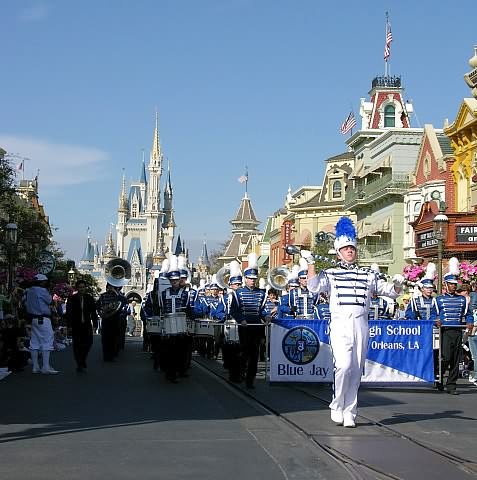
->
<box><xmin>394</xmin><ymin>304</ymin><xmax>406</xmax><ymax>320</ymax></box>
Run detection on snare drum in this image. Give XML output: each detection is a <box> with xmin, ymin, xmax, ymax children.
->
<box><xmin>146</xmin><ymin>316</ymin><xmax>163</xmax><ymax>334</ymax></box>
<box><xmin>224</xmin><ymin>321</ymin><xmax>240</xmax><ymax>344</ymax></box>
<box><xmin>163</xmin><ymin>313</ymin><xmax>187</xmax><ymax>336</ymax></box>
<box><xmin>194</xmin><ymin>318</ymin><xmax>215</xmax><ymax>337</ymax></box>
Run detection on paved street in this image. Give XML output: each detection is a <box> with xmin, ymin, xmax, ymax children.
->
<box><xmin>3</xmin><ymin>337</ymin><xmax>477</xmax><ymax>479</ymax></box>
<box><xmin>0</xmin><ymin>338</ymin><xmax>345</xmax><ymax>480</ymax></box>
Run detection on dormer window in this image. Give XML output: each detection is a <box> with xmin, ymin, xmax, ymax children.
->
<box><xmin>384</xmin><ymin>104</ymin><xmax>395</xmax><ymax>127</ymax></box>
<box><xmin>332</xmin><ymin>180</ymin><xmax>342</xmax><ymax>199</ymax></box>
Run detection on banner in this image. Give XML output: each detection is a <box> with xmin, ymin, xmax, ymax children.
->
<box><xmin>270</xmin><ymin>319</ymin><xmax>434</xmax><ymax>384</ymax></box>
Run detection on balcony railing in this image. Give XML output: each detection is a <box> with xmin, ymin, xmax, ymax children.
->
<box><xmin>345</xmin><ymin>173</ymin><xmax>410</xmax><ymax>209</ymax></box>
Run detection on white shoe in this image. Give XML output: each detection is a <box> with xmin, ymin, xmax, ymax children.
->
<box><xmin>41</xmin><ymin>369</ymin><xmax>59</xmax><ymax>375</ymax></box>
<box><xmin>343</xmin><ymin>413</ymin><xmax>356</xmax><ymax>428</ymax></box>
<box><xmin>32</xmin><ymin>368</ymin><xmax>40</xmax><ymax>374</ymax></box>
<box><xmin>330</xmin><ymin>409</ymin><xmax>343</xmax><ymax>425</ymax></box>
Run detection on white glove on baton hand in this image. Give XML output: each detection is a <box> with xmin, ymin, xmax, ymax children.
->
<box><xmin>300</xmin><ymin>249</ymin><xmax>315</xmax><ymax>264</ymax></box>
<box><xmin>392</xmin><ymin>274</ymin><xmax>405</xmax><ymax>288</ymax></box>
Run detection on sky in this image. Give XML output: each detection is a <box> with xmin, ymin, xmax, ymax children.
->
<box><xmin>0</xmin><ymin>0</ymin><xmax>475</xmax><ymax>263</ymax></box>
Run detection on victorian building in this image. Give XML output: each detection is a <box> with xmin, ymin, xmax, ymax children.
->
<box><xmin>344</xmin><ymin>75</ymin><xmax>422</xmax><ymax>275</ymax></box>
<box><xmin>412</xmin><ymin>47</ymin><xmax>477</xmax><ymax>263</ymax></box>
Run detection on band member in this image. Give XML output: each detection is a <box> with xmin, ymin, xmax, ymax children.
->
<box><xmin>229</xmin><ymin>253</ymin><xmax>267</xmax><ymax>389</ymax></box>
<box><xmin>277</xmin><ymin>265</ymin><xmax>301</xmax><ymax>320</ymax></box>
<box><xmin>222</xmin><ymin>261</ymin><xmax>243</xmax><ymax>380</ymax></box>
<box><xmin>435</xmin><ymin>258</ymin><xmax>473</xmax><ymax>394</ymax></box>
<box><xmin>308</xmin><ymin>217</ymin><xmax>403</xmax><ymax>427</ymax></box>
<box><xmin>97</xmin><ymin>283</ymin><xmax>128</xmax><ymax>362</ymax></box>
<box><xmin>66</xmin><ymin>279</ymin><xmax>98</xmax><ymax>372</ymax></box>
<box><xmin>24</xmin><ymin>273</ymin><xmax>59</xmax><ymax>374</ymax></box>
<box><xmin>368</xmin><ymin>294</ymin><xmax>390</xmax><ymax>320</ymax></box>
<box><xmin>405</xmin><ymin>263</ymin><xmax>437</xmax><ymax>321</ymax></box>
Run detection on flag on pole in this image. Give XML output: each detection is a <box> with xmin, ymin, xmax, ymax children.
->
<box><xmin>238</xmin><ymin>174</ymin><xmax>248</xmax><ymax>184</ymax></box>
<box><xmin>384</xmin><ymin>16</ymin><xmax>393</xmax><ymax>62</ymax></box>
<box><xmin>16</xmin><ymin>161</ymin><xmax>24</xmax><ymax>171</ymax></box>
<box><xmin>340</xmin><ymin>111</ymin><xmax>357</xmax><ymax>135</ymax></box>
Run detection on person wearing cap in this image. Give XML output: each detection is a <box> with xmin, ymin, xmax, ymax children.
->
<box><xmin>23</xmin><ymin>273</ymin><xmax>59</xmax><ymax>374</ymax></box>
<box><xmin>434</xmin><ymin>258</ymin><xmax>473</xmax><ymax>395</ymax></box>
<box><xmin>220</xmin><ymin>262</ymin><xmax>243</xmax><ymax>381</ymax></box>
<box><xmin>280</xmin><ymin>259</ymin><xmax>318</xmax><ymax>320</ymax></box>
<box><xmin>307</xmin><ymin>217</ymin><xmax>403</xmax><ymax>428</ymax></box>
<box><xmin>277</xmin><ymin>266</ymin><xmax>301</xmax><ymax>320</ymax></box>
<box><xmin>157</xmin><ymin>256</ymin><xmax>204</xmax><ymax>383</ymax></box>
<box><xmin>229</xmin><ymin>253</ymin><xmax>267</xmax><ymax>389</ymax></box>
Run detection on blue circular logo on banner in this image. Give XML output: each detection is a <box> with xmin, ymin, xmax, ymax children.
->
<box><xmin>282</xmin><ymin>326</ymin><xmax>320</xmax><ymax>365</ymax></box>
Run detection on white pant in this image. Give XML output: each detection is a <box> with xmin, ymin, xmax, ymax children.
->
<box><xmin>30</xmin><ymin>317</ymin><xmax>54</xmax><ymax>351</ymax></box>
<box><xmin>328</xmin><ymin>312</ymin><xmax>369</xmax><ymax>419</ymax></box>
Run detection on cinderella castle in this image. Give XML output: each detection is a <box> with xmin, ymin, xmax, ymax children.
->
<box><xmin>78</xmin><ymin>113</ymin><xmax>183</xmax><ymax>298</ymax></box>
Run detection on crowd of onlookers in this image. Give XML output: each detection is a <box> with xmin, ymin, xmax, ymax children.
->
<box><xmin>0</xmin><ymin>280</ymin><xmax>70</xmax><ymax>379</ymax></box>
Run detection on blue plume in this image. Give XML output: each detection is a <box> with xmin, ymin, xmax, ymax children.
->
<box><xmin>335</xmin><ymin>216</ymin><xmax>356</xmax><ymax>239</ymax></box>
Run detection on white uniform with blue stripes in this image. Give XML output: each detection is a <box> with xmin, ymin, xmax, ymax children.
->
<box><xmin>308</xmin><ymin>264</ymin><xmax>399</xmax><ymax>419</ymax></box>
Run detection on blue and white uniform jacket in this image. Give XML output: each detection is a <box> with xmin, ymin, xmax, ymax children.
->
<box><xmin>308</xmin><ymin>263</ymin><xmax>399</xmax><ymax>320</ymax></box>
<box><xmin>405</xmin><ymin>296</ymin><xmax>437</xmax><ymax>321</ymax></box>
<box><xmin>317</xmin><ymin>302</ymin><xmax>331</xmax><ymax>322</ymax></box>
<box><xmin>278</xmin><ymin>287</ymin><xmax>317</xmax><ymax>319</ymax></box>
<box><xmin>229</xmin><ymin>287</ymin><xmax>267</xmax><ymax>325</ymax></box>
<box><xmin>368</xmin><ymin>297</ymin><xmax>390</xmax><ymax>320</ymax></box>
<box><xmin>263</xmin><ymin>299</ymin><xmax>279</xmax><ymax>319</ymax></box>
<box><xmin>435</xmin><ymin>293</ymin><xmax>473</xmax><ymax>327</ymax></box>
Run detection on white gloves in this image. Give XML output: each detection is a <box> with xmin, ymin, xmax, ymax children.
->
<box><xmin>300</xmin><ymin>249</ymin><xmax>315</xmax><ymax>264</ymax></box>
<box><xmin>392</xmin><ymin>274</ymin><xmax>405</xmax><ymax>288</ymax></box>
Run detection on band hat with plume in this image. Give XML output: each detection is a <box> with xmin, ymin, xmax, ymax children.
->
<box><xmin>168</xmin><ymin>255</ymin><xmax>181</xmax><ymax>280</ymax></box>
<box><xmin>178</xmin><ymin>255</ymin><xmax>189</xmax><ymax>278</ymax></box>
<box><xmin>334</xmin><ymin>216</ymin><xmax>358</xmax><ymax>252</ymax></box>
<box><xmin>298</xmin><ymin>258</ymin><xmax>309</xmax><ymax>278</ymax></box>
<box><xmin>444</xmin><ymin>257</ymin><xmax>460</xmax><ymax>284</ymax></box>
<box><xmin>287</xmin><ymin>265</ymin><xmax>300</xmax><ymax>286</ymax></box>
<box><xmin>370</xmin><ymin>263</ymin><xmax>380</xmax><ymax>274</ymax></box>
<box><xmin>159</xmin><ymin>259</ymin><xmax>170</xmax><ymax>279</ymax></box>
<box><xmin>420</xmin><ymin>262</ymin><xmax>436</xmax><ymax>287</ymax></box>
<box><xmin>209</xmin><ymin>274</ymin><xmax>219</xmax><ymax>289</ymax></box>
<box><xmin>259</xmin><ymin>278</ymin><xmax>267</xmax><ymax>290</ymax></box>
<box><xmin>229</xmin><ymin>260</ymin><xmax>243</xmax><ymax>285</ymax></box>
<box><xmin>244</xmin><ymin>253</ymin><xmax>259</xmax><ymax>279</ymax></box>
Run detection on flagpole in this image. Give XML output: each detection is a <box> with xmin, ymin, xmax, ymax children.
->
<box><xmin>384</xmin><ymin>12</ymin><xmax>388</xmax><ymax>77</ymax></box>
<box><xmin>245</xmin><ymin>165</ymin><xmax>248</xmax><ymax>196</ymax></box>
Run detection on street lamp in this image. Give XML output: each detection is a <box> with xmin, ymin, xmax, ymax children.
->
<box><xmin>68</xmin><ymin>268</ymin><xmax>76</xmax><ymax>286</ymax></box>
<box><xmin>5</xmin><ymin>223</ymin><xmax>18</xmax><ymax>293</ymax></box>
<box><xmin>433</xmin><ymin>202</ymin><xmax>449</xmax><ymax>293</ymax></box>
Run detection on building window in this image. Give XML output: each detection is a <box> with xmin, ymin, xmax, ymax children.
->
<box><xmin>132</xmin><ymin>204</ymin><xmax>138</xmax><ymax>218</ymax></box>
<box><xmin>384</xmin><ymin>104</ymin><xmax>395</xmax><ymax>127</ymax></box>
<box><xmin>332</xmin><ymin>180</ymin><xmax>342</xmax><ymax>199</ymax></box>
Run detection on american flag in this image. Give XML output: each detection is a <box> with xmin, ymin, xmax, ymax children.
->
<box><xmin>238</xmin><ymin>174</ymin><xmax>248</xmax><ymax>184</ymax></box>
<box><xmin>340</xmin><ymin>111</ymin><xmax>356</xmax><ymax>135</ymax></box>
<box><xmin>16</xmin><ymin>161</ymin><xmax>23</xmax><ymax>171</ymax></box>
<box><xmin>384</xmin><ymin>18</ymin><xmax>393</xmax><ymax>61</ymax></box>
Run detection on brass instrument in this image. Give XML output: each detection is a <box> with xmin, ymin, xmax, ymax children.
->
<box><xmin>216</xmin><ymin>265</ymin><xmax>231</xmax><ymax>290</ymax></box>
<box><xmin>105</xmin><ymin>258</ymin><xmax>131</xmax><ymax>287</ymax></box>
<box><xmin>267</xmin><ymin>266</ymin><xmax>290</xmax><ymax>291</ymax></box>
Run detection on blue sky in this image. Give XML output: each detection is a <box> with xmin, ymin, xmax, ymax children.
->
<box><xmin>0</xmin><ymin>0</ymin><xmax>475</xmax><ymax>262</ymax></box>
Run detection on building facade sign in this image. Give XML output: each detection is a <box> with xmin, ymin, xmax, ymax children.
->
<box><xmin>456</xmin><ymin>225</ymin><xmax>477</xmax><ymax>243</ymax></box>
<box><xmin>417</xmin><ymin>230</ymin><xmax>438</xmax><ymax>249</ymax></box>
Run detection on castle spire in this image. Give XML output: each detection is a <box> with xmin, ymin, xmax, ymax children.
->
<box><xmin>119</xmin><ymin>169</ymin><xmax>128</xmax><ymax>211</ymax></box>
<box><xmin>140</xmin><ymin>149</ymin><xmax>147</xmax><ymax>184</ymax></box>
<box><xmin>151</xmin><ymin>110</ymin><xmax>162</xmax><ymax>164</ymax></box>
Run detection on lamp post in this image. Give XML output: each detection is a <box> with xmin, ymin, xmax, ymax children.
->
<box><xmin>5</xmin><ymin>223</ymin><xmax>18</xmax><ymax>293</ymax></box>
<box><xmin>432</xmin><ymin>202</ymin><xmax>449</xmax><ymax>294</ymax></box>
<box><xmin>68</xmin><ymin>268</ymin><xmax>76</xmax><ymax>286</ymax></box>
